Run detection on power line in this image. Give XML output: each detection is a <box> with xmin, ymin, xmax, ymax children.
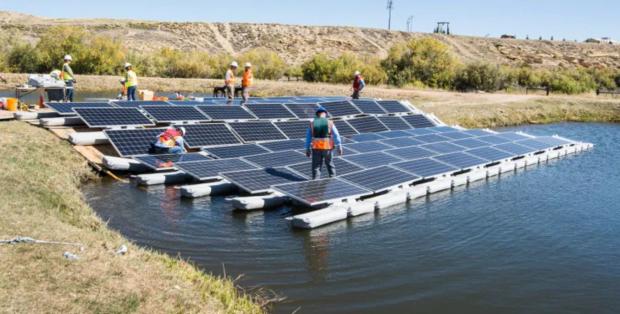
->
<box><xmin>387</xmin><ymin>0</ymin><xmax>394</xmax><ymax>30</ymax></box>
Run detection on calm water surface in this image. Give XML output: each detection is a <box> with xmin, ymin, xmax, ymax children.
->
<box><xmin>83</xmin><ymin>123</ymin><xmax>620</xmax><ymax>313</ymax></box>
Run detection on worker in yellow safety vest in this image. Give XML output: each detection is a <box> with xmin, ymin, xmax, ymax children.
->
<box><xmin>61</xmin><ymin>55</ymin><xmax>76</xmax><ymax>102</ymax></box>
<box><xmin>241</xmin><ymin>62</ymin><xmax>253</xmax><ymax>103</ymax></box>
<box><xmin>124</xmin><ymin>63</ymin><xmax>138</xmax><ymax>101</ymax></box>
<box><xmin>305</xmin><ymin>106</ymin><xmax>343</xmax><ymax>179</ymax></box>
<box><xmin>225</xmin><ymin>61</ymin><xmax>238</xmax><ymax>104</ymax></box>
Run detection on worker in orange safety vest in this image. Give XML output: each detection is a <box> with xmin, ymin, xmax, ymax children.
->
<box><xmin>304</xmin><ymin>106</ymin><xmax>343</xmax><ymax>179</ymax></box>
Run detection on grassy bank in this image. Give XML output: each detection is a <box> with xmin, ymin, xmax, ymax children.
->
<box><xmin>2</xmin><ymin>72</ymin><xmax>620</xmax><ymax>128</ymax></box>
<box><xmin>0</xmin><ymin>121</ymin><xmax>262</xmax><ymax>313</ymax></box>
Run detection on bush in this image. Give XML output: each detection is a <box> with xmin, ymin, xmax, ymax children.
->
<box><xmin>301</xmin><ymin>54</ymin><xmax>333</xmax><ymax>82</ymax></box>
<box><xmin>239</xmin><ymin>48</ymin><xmax>286</xmax><ymax>80</ymax></box>
<box><xmin>35</xmin><ymin>26</ymin><xmax>89</xmax><ymax>73</ymax></box>
<box><xmin>381</xmin><ymin>37</ymin><xmax>459</xmax><ymax>88</ymax></box>
<box><xmin>6</xmin><ymin>43</ymin><xmax>40</xmax><ymax>73</ymax></box>
<box><xmin>454</xmin><ymin>63</ymin><xmax>502</xmax><ymax>92</ymax></box>
<box><xmin>588</xmin><ymin>68</ymin><xmax>617</xmax><ymax>90</ymax></box>
<box><xmin>301</xmin><ymin>53</ymin><xmax>386</xmax><ymax>85</ymax></box>
<box><xmin>545</xmin><ymin>68</ymin><xmax>597</xmax><ymax>94</ymax></box>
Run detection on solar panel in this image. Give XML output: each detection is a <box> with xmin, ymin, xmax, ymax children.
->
<box><xmin>74</xmin><ymin>108</ymin><xmax>154</xmax><ymax>128</ymax></box>
<box><xmin>495</xmin><ymin>132</ymin><xmax>530</xmax><ymax>141</ymax></box>
<box><xmin>343</xmin><ymin>152</ymin><xmax>403</xmax><ymax>168</ymax></box>
<box><xmin>376</xmin><ymin>100</ymin><xmax>411</xmax><ymax>113</ymax></box>
<box><xmin>259</xmin><ymin>139</ymin><xmax>305</xmax><ymax>152</ymax></box>
<box><xmin>229</xmin><ymin>121</ymin><xmax>288</xmax><ymax>142</ymax></box>
<box><xmin>466</xmin><ymin>147</ymin><xmax>514</xmax><ymax>162</ymax></box>
<box><xmin>462</xmin><ymin>129</ymin><xmax>492</xmax><ymax>137</ymax></box>
<box><xmin>46</xmin><ymin>102</ymin><xmax>112</xmax><ymax>115</ymax></box>
<box><xmin>421</xmin><ymin>142</ymin><xmax>466</xmax><ymax>154</ymax></box>
<box><xmin>434</xmin><ymin>152</ymin><xmax>488</xmax><ymax>169</ymax></box>
<box><xmin>142</xmin><ymin>106</ymin><xmax>209</xmax><ymax>123</ymax></box>
<box><xmin>516</xmin><ymin>139</ymin><xmax>553</xmax><ymax>150</ymax></box>
<box><xmin>274</xmin><ymin>120</ymin><xmax>310</xmax><ymax>139</ymax></box>
<box><xmin>433</xmin><ymin>126</ymin><xmax>460</xmax><ymax>133</ymax></box>
<box><xmin>377</xmin><ymin>130</ymin><xmax>412</xmax><ymax>139</ymax></box>
<box><xmin>533</xmin><ymin>136</ymin><xmax>572</xmax><ymax>147</ymax></box>
<box><xmin>221</xmin><ymin>167</ymin><xmax>307</xmax><ymax>194</ymax></box>
<box><xmin>385</xmin><ymin>146</ymin><xmax>436</xmax><ymax>160</ymax></box>
<box><xmin>273</xmin><ymin>178</ymin><xmax>370</xmax><ymax>206</ymax></box>
<box><xmin>182</xmin><ymin>124</ymin><xmax>241</xmax><ymax>148</ymax></box>
<box><xmin>176</xmin><ymin>158</ymin><xmax>258</xmax><ymax>181</ymax></box>
<box><xmin>378</xmin><ymin>116</ymin><xmax>413</xmax><ymax>130</ymax></box>
<box><xmin>350</xmin><ymin>133</ymin><xmax>386</xmax><ymax>142</ymax></box>
<box><xmin>105</xmin><ymin>128</ymin><xmax>165</xmax><ymax>156</ymax></box>
<box><xmin>477</xmin><ymin>135</ymin><xmax>513</xmax><ymax>145</ymax></box>
<box><xmin>401</xmin><ymin>114</ymin><xmax>436</xmax><ymax>128</ymax></box>
<box><xmin>288</xmin><ymin>157</ymin><xmax>364</xmax><ymax>179</ymax></box>
<box><xmin>494</xmin><ymin>142</ymin><xmax>536</xmax><ymax>156</ymax></box>
<box><xmin>135</xmin><ymin>153</ymin><xmax>210</xmax><ymax>170</ymax></box>
<box><xmin>284</xmin><ymin>103</ymin><xmax>318</xmax><ymax>118</ymax></box>
<box><xmin>333</xmin><ymin>120</ymin><xmax>359</xmax><ymax>136</ymax></box>
<box><xmin>345</xmin><ymin>141</ymin><xmax>394</xmax><ymax>153</ymax></box>
<box><xmin>347</xmin><ymin>116</ymin><xmax>389</xmax><ymax>133</ymax></box>
<box><xmin>319</xmin><ymin>101</ymin><xmax>362</xmax><ymax>117</ymax></box>
<box><xmin>351</xmin><ymin>99</ymin><xmax>386</xmax><ymax>114</ymax></box>
<box><xmin>414</xmin><ymin>133</ymin><xmax>451</xmax><ymax>143</ymax></box>
<box><xmin>112</xmin><ymin>100</ymin><xmax>171</xmax><ymax>107</ymax></box>
<box><xmin>341</xmin><ymin>166</ymin><xmax>419</xmax><ymax>193</ymax></box>
<box><xmin>168</xmin><ymin>100</ymin><xmax>206</xmax><ymax>106</ymax></box>
<box><xmin>381</xmin><ymin>137</ymin><xmax>425</xmax><ymax>148</ymax></box>
<box><xmin>403</xmin><ymin>128</ymin><xmax>439</xmax><ymax>136</ymax></box>
<box><xmin>203</xmin><ymin>143</ymin><xmax>269</xmax><ymax>158</ymax></box>
<box><xmin>243</xmin><ymin>150</ymin><xmax>307</xmax><ymax>167</ymax></box>
<box><xmin>451</xmin><ymin>138</ymin><xmax>491</xmax><ymax>149</ymax></box>
<box><xmin>439</xmin><ymin>131</ymin><xmax>475</xmax><ymax>140</ymax></box>
<box><xmin>245</xmin><ymin>103</ymin><xmax>296</xmax><ymax>119</ymax></box>
<box><xmin>393</xmin><ymin>158</ymin><xmax>458</xmax><ymax>178</ymax></box>
<box><xmin>197</xmin><ymin>105</ymin><xmax>256</xmax><ymax>120</ymax></box>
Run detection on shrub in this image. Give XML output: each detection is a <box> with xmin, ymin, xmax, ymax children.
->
<box><xmin>35</xmin><ymin>26</ymin><xmax>89</xmax><ymax>73</ymax></box>
<box><xmin>544</xmin><ymin>68</ymin><xmax>597</xmax><ymax>94</ymax></box>
<box><xmin>301</xmin><ymin>54</ymin><xmax>333</xmax><ymax>82</ymax></box>
<box><xmin>301</xmin><ymin>53</ymin><xmax>386</xmax><ymax>84</ymax></box>
<box><xmin>453</xmin><ymin>63</ymin><xmax>502</xmax><ymax>92</ymax></box>
<box><xmin>588</xmin><ymin>68</ymin><xmax>617</xmax><ymax>90</ymax></box>
<box><xmin>6</xmin><ymin>43</ymin><xmax>40</xmax><ymax>73</ymax></box>
<box><xmin>239</xmin><ymin>48</ymin><xmax>286</xmax><ymax>80</ymax></box>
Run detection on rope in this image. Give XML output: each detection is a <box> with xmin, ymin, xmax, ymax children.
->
<box><xmin>0</xmin><ymin>236</ymin><xmax>83</xmax><ymax>247</ymax></box>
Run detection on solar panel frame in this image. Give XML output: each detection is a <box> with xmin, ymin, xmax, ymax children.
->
<box><xmin>376</xmin><ymin>100</ymin><xmax>411</xmax><ymax>113</ymax></box>
<box><xmin>341</xmin><ymin>166</ymin><xmax>420</xmax><ymax>193</ymax></box>
<box><xmin>343</xmin><ymin>151</ymin><xmax>403</xmax><ymax>168</ymax></box>
<box><xmin>347</xmin><ymin>116</ymin><xmax>389</xmax><ymax>133</ymax></box>
<box><xmin>393</xmin><ymin>158</ymin><xmax>459</xmax><ymax>178</ymax></box>
<box><xmin>284</xmin><ymin>103</ymin><xmax>319</xmax><ymax>118</ymax></box>
<box><xmin>182</xmin><ymin>124</ymin><xmax>242</xmax><ymax>148</ymax></box>
<box><xmin>350</xmin><ymin>133</ymin><xmax>386</xmax><ymax>142</ymax></box>
<box><xmin>439</xmin><ymin>131</ymin><xmax>475</xmax><ymax>140</ymax></box>
<box><xmin>197</xmin><ymin>105</ymin><xmax>256</xmax><ymax>120</ymax></box>
<box><xmin>221</xmin><ymin>167</ymin><xmax>307</xmax><ymax>194</ymax></box>
<box><xmin>376</xmin><ymin>130</ymin><xmax>412</xmax><ymax>139</ymax></box>
<box><xmin>168</xmin><ymin>100</ymin><xmax>207</xmax><ymax>106</ymax></box>
<box><xmin>229</xmin><ymin>121</ymin><xmax>288</xmax><ymax>142</ymax></box>
<box><xmin>401</xmin><ymin>114</ymin><xmax>436</xmax><ymax>128</ymax></box>
<box><xmin>344</xmin><ymin>141</ymin><xmax>395</xmax><ymax>153</ymax></box>
<box><xmin>351</xmin><ymin>99</ymin><xmax>387</xmax><ymax>114</ymax></box>
<box><xmin>258</xmin><ymin>139</ymin><xmax>305</xmax><ymax>152</ymax></box>
<box><xmin>141</xmin><ymin>105</ymin><xmax>209</xmax><ymax>123</ymax></box>
<box><xmin>494</xmin><ymin>142</ymin><xmax>537</xmax><ymax>156</ymax></box>
<box><xmin>477</xmin><ymin>135</ymin><xmax>514</xmax><ymax>145</ymax></box>
<box><xmin>175</xmin><ymin>158</ymin><xmax>258</xmax><ymax>181</ymax></box>
<box><xmin>74</xmin><ymin>107</ymin><xmax>155</xmax><ymax>128</ymax></box>
<box><xmin>135</xmin><ymin>153</ymin><xmax>211</xmax><ymax>170</ymax></box>
<box><xmin>273</xmin><ymin>178</ymin><xmax>370</xmax><ymax>206</ymax></box>
<box><xmin>433</xmin><ymin>152</ymin><xmax>488</xmax><ymax>169</ymax></box>
<box><xmin>203</xmin><ymin>143</ymin><xmax>270</xmax><ymax>158</ymax></box>
<box><xmin>380</xmin><ymin>137</ymin><xmax>425</xmax><ymax>148</ymax></box>
<box><xmin>421</xmin><ymin>142</ymin><xmax>467</xmax><ymax>154</ymax></box>
<box><xmin>274</xmin><ymin>120</ymin><xmax>310</xmax><ymax>139</ymax></box>
<box><xmin>451</xmin><ymin>138</ymin><xmax>492</xmax><ymax>149</ymax></box>
<box><xmin>377</xmin><ymin>116</ymin><xmax>413</xmax><ymax>131</ymax></box>
<box><xmin>244</xmin><ymin>103</ymin><xmax>297</xmax><ymax>120</ymax></box>
<box><xmin>104</xmin><ymin>128</ymin><xmax>166</xmax><ymax>157</ymax></box>
<box><xmin>46</xmin><ymin>102</ymin><xmax>112</xmax><ymax>115</ymax></box>
<box><xmin>319</xmin><ymin>100</ymin><xmax>362</xmax><ymax>117</ymax></box>
<box><xmin>242</xmin><ymin>150</ymin><xmax>307</xmax><ymax>168</ymax></box>
<box><xmin>414</xmin><ymin>133</ymin><xmax>451</xmax><ymax>143</ymax></box>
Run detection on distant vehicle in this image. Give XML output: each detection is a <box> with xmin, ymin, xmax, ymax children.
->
<box><xmin>501</xmin><ymin>34</ymin><xmax>516</xmax><ymax>39</ymax></box>
<box><xmin>585</xmin><ymin>37</ymin><xmax>617</xmax><ymax>45</ymax></box>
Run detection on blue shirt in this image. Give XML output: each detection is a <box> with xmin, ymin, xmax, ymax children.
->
<box><xmin>304</xmin><ymin>121</ymin><xmax>342</xmax><ymax>150</ymax></box>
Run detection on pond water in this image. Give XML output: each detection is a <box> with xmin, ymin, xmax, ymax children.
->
<box><xmin>83</xmin><ymin>123</ymin><xmax>620</xmax><ymax>313</ymax></box>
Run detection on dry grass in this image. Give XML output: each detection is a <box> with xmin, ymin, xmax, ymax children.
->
<box><xmin>0</xmin><ymin>121</ymin><xmax>263</xmax><ymax>314</ymax></box>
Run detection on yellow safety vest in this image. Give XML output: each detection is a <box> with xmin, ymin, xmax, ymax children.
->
<box><xmin>125</xmin><ymin>70</ymin><xmax>138</xmax><ymax>87</ymax></box>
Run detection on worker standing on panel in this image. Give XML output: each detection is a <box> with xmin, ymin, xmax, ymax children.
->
<box><xmin>305</xmin><ymin>106</ymin><xmax>343</xmax><ymax>179</ymax></box>
<box><xmin>225</xmin><ymin>61</ymin><xmax>238</xmax><ymax>104</ymax></box>
<box><xmin>351</xmin><ymin>70</ymin><xmax>366</xmax><ymax>99</ymax></box>
<box><xmin>61</xmin><ymin>55</ymin><xmax>76</xmax><ymax>102</ymax></box>
<box><xmin>241</xmin><ymin>62</ymin><xmax>253</xmax><ymax>103</ymax></box>
<box><xmin>124</xmin><ymin>63</ymin><xmax>139</xmax><ymax>101</ymax></box>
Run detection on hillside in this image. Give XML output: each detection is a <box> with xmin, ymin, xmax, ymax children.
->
<box><xmin>1</xmin><ymin>10</ymin><xmax>619</xmax><ymax>68</ymax></box>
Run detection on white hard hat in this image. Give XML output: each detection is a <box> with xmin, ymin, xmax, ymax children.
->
<box><xmin>245</xmin><ymin>62</ymin><xmax>252</xmax><ymax>68</ymax></box>
<box><xmin>178</xmin><ymin>127</ymin><xmax>186</xmax><ymax>135</ymax></box>
<box><xmin>231</xmin><ymin>61</ymin><xmax>239</xmax><ymax>67</ymax></box>
<box><xmin>124</xmin><ymin>62</ymin><xmax>132</xmax><ymax>69</ymax></box>
<box><xmin>354</xmin><ymin>70</ymin><xmax>361</xmax><ymax>75</ymax></box>
<box><xmin>64</xmin><ymin>55</ymin><xmax>72</xmax><ymax>61</ymax></box>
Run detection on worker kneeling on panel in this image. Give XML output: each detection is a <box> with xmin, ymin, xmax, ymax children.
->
<box><xmin>305</xmin><ymin>106</ymin><xmax>343</xmax><ymax>179</ymax></box>
<box><xmin>150</xmin><ymin>126</ymin><xmax>187</xmax><ymax>154</ymax></box>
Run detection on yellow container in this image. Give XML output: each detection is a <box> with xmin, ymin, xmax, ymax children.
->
<box><xmin>6</xmin><ymin>98</ymin><xmax>18</xmax><ymax>111</ymax></box>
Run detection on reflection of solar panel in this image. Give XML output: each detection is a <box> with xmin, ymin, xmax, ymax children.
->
<box><xmin>377</xmin><ymin>130</ymin><xmax>411</xmax><ymax>139</ymax></box>
<box><xmin>259</xmin><ymin>139</ymin><xmax>305</xmax><ymax>152</ymax></box>
<box><xmin>381</xmin><ymin>137</ymin><xmax>424</xmax><ymax>148</ymax></box>
<box><xmin>135</xmin><ymin>153</ymin><xmax>210</xmax><ymax>170</ymax></box>
<box><xmin>319</xmin><ymin>101</ymin><xmax>362</xmax><ymax>117</ymax></box>
<box><xmin>494</xmin><ymin>142</ymin><xmax>535</xmax><ymax>156</ymax></box>
<box><xmin>288</xmin><ymin>157</ymin><xmax>364</xmax><ymax>179</ymax></box>
<box><xmin>74</xmin><ymin>108</ymin><xmax>154</xmax><ymax>128</ymax></box>
<box><xmin>182</xmin><ymin>124</ymin><xmax>241</xmax><ymax>148</ymax></box>
<box><xmin>197</xmin><ymin>105</ymin><xmax>256</xmax><ymax>120</ymax></box>
<box><xmin>176</xmin><ymin>158</ymin><xmax>258</xmax><ymax>181</ymax></box>
<box><xmin>351</xmin><ymin>100</ymin><xmax>386</xmax><ymax>114</ymax></box>
<box><xmin>341</xmin><ymin>166</ymin><xmax>419</xmax><ymax>193</ymax></box>
<box><xmin>401</xmin><ymin>114</ymin><xmax>436</xmax><ymax>128</ymax></box>
<box><xmin>243</xmin><ymin>150</ymin><xmax>307</xmax><ymax>167</ymax></box>
<box><xmin>245</xmin><ymin>103</ymin><xmax>296</xmax><ymax>119</ymax></box>
<box><xmin>421</xmin><ymin>142</ymin><xmax>466</xmax><ymax>154</ymax></box>
<box><xmin>344</xmin><ymin>151</ymin><xmax>402</xmax><ymax>168</ymax></box>
<box><xmin>46</xmin><ymin>102</ymin><xmax>112</xmax><ymax>115</ymax></box>
<box><xmin>466</xmin><ymin>147</ymin><xmax>514</xmax><ymax>162</ymax></box>
<box><xmin>393</xmin><ymin>158</ymin><xmax>458</xmax><ymax>178</ymax></box>
<box><xmin>273</xmin><ymin>178</ymin><xmax>370</xmax><ymax>206</ymax></box>
<box><xmin>347</xmin><ymin>116</ymin><xmax>389</xmax><ymax>133</ymax></box>
<box><xmin>112</xmin><ymin>100</ymin><xmax>171</xmax><ymax>107</ymax></box>
<box><xmin>434</xmin><ymin>152</ymin><xmax>487</xmax><ymax>169</ymax></box>
<box><xmin>203</xmin><ymin>144</ymin><xmax>269</xmax><ymax>158</ymax></box>
<box><xmin>377</xmin><ymin>100</ymin><xmax>411</xmax><ymax>113</ymax></box>
<box><xmin>350</xmin><ymin>133</ymin><xmax>385</xmax><ymax>142</ymax></box>
<box><xmin>378</xmin><ymin>116</ymin><xmax>412</xmax><ymax>130</ymax></box>
<box><xmin>414</xmin><ymin>133</ymin><xmax>451</xmax><ymax>143</ymax></box>
<box><xmin>345</xmin><ymin>141</ymin><xmax>394</xmax><ymax>153</ymax></box>
<box><xmin>221</xmin><ymin>167</ymin><xmax>307</xmax><ymax>194</ymax></box>
<box><xmin>274</xmin><ymin>120</ymin><xmax>310</xmax><ymax>139</ymax></box>
<box><xmin>440</xmin><ymin>131</ymin><xmax>474</xmax><ymax>140</ymax></box>
<box><xmin>451</xmin><ymin>138</ymin><xmax>491</xmax><ymax>149</ymax></box>
<box><xmin>142</xmin><ymin>106</ymin><xmax>209</xmax><ymax>123</ymax></box>
<box><xmin>284</xmin><ymin>103</ymin><xmax>318</xmax><ymax>118</ymax></box>
<box><xmin>333</xmin><ymin>120</ymin><xmax>358</xmax><ymax>136</ymax></box>
<box><xmin>105</xmin><ymin>128</ymin><xmax>165</xmax><ymax>156</ymax></box>
<box><xmin>385</xmin><ymin>146</ymin><xmax>436</xmax><ymax>160</ymax></box>
<box><xmin>229</xmin><ymin>121</ymin><xmax>288</xmax><ymax>142</ymax></box>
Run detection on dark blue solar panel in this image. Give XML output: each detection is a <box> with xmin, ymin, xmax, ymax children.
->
<box><xmin>393</xmin><ymin>158</ymin><xmax>458</xmax><ymax>178</ymax></box>
<box><xmin>245</xmin><ymin>103</ymin><xmax>296</xmax><ymax>119</ymax></box>
<box><xmin>333</xmin><ymin>120</ymin><xmax>359</xmax><ymax>137</ymax></box>
<box><xmin>259</xmin><ymin>139</ymin><xmax>305</xmax><ymax>152</ymax></box>
<box><xmin>385</xmin><ymin>146</ymin><xmax>436</xmax><ymax>160</ymax></box>
<box><xmin>46</xmin><ymin>102</ymin><xmax>112</xmax><ymax>115</ymax></box>
<box><xmin>477</xmin><ymin>135</ymin><xmax>513</xmax><ymax>145</ymax></box>
<box><xmin>142</xmin><ymin>105</ymin><xmax>209</xmax><ymax>123</ymax></box>
<box><xmin>288</xmin><ymin>157</ymin><xmax>364</xmax><ymax>179</ymax></box>
<box><xmin>494</xmin><ymin>143</ymin><xmax>536</xmax><ymax>156</ymax></box>
<box><xmin>533</xmin><ymin>136</ymin><xmax>572</xmax><ymax>147</ymax></box>
<box><xmin>414</xmin><ymin>134</ymin><xmax>451</xmax><ymax>143</ymax></box>
<box><xmin>197</xmin><ymin>105</ymin><xmax>256</xmax><ymax>120</ymax></box>
<box><xmin>229</xmin><ymin>121</ymin><xmax>288</xmax><ymax>142</ymax></box>
<box><xmin>176</xmin><ymin>158</ymin><xmax>258</xmax><ymax>180</ymax></box>
<box><xmin>451</xmin><ymin>138</ymin><xmax>491</xmax><ymax>149</ymax></box>
<box><xmin>466</xmin><ymin>147</ymin><xmax>514</xmax><ymax>162</ymax></box>
<box><xmin>243</xmin><ymin>150</ymin><xmax>307</xmax><ymax>167</ymax></box>
<box><xmin>273</xmin><ymin>178</ymin><xmax>370</xmax><ymax>206</ymax></box>
<box><xmin>495</xmin><ymin>132</ymin><xmax>530</xmax><ymax>141</ymax></box>
<box><xmin>343</xmin><ymin>152</ymin><xmax>402</xmax><ymax>168</ymax></box>
<box><xmin>516</xmin><ymin>139</ymin><xmax>553</xmax><ymax>150</ymax></box>
<box><xmin>319</xmin><ymin>101</ymin><xmax>362</xmax><ymax>117</ymax></box>
<box><xmin>345</xmin><ymin>141</ymin><xmax>394</xmax><ymax>153</ymax></box>
<box><xmin>377</xmin><ymin>130</ymin><xmax>412</xmax><ymax>139</ymax></box>
<box><xmin>377</xmin><ymin>116</ymin><xmax>412</xmax><ymax>130</ymax></box>
<box><xmin>380</xmin><ymin>137</ymin><xmax>425</xmax><ymax>148</ymax></box>
<box><xmin>434</xmin><ymin>152</ymin><xmax>487</xmax><ymax>169</ymax></box>
<box><xmin>203</xmin><ymin>144</ymin><xmax>269</xmax><ymax>158</ymax></box>
<box><xmin>351</xmin><ymin>100</ymin><xmax>386</xmax><ymax>114</ymax></box>
<box><xmin>401</xmin><ymin>114</ymin><xmax>435</xmax><ymax>128</ymax></box>
<box><xmin>105</xmin><ymin>128</ymin><xmax>165</xmax><ymax>156</ymax></box>
<box><xmin>182</xmin><ymin>124</ymin><xmax>241</xmax><ymax>148</ymax></box>
<box><xmin>350</xmin><ymin>133</ymin><xmax>386</xmax><ymax>142</ymax></box>
<box><xmin>403</xmin><ymin>128</ymin><xmax>440</xmax><ymax>136</ymax></box>
<box><xmin>284</xmin><ymin>103</ymin><xmax>318</xmax><ymax>118</ymax></box>
<box><xmin>439</xmin><ymin>131</ymin><xmax>475</xmax><ymax>140</ymax></box>
<box><xmin>421</xmin><ymin>142</ymin><xmax>466</xmax><ymax>154</ymax></box>
<box><xmin>221</xmin><ymin>167</ymin><xmax>307</xmax><ymax>194</ymax></box>
<box><xmin>462</xmin><ymin>129</ymin><xmax>492</xmax><ymax>137</ymax></box>
<box><xmin>112</xmin><ymin>100</ymin><xmax>171</xmax><ymax>107</ymax></box>
<box><xmin>168</xmin><ymin>100</ymin><xmax>207</xmax><ymax>105</ymax></box>
<box><xmin>135</xmin><ymin>153</ymin><xmax>210</xmax><ymax>170</ymax></box>
<box><xmin>376</xmin><ymin>100</ymin><xmax>411</xmax><ymax>113</ymax></box>
<box><xmin>341</xmin><ymin>166</ymin><xmax>419</xmax><ymax>193</ymax></box>
<box><xmin>347</xmin><ymin>116</ymin><xmax>389</xmax><ymax>133</ymax></box>
<box><xmin>74</xmin><ymin>108</ymin><xmax>154</xmax><ymax>127</ymax></box>
<box><xmin>274</xmin><ymin>120</ymin><xmax>310</xmax><ymax>139</ymax></box>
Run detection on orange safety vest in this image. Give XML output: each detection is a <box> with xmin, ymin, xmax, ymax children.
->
<box><xmin>158</xmin><ymin>129</ymin><xmax>182</xmax><ymax>147</ymax></box>
<box><xmin>242</xmin><ymin>69</ymin><xmax>253</xmax><ymax>88</ymax></box>
<box><xmin>310</xmin><ymin>120</ymin><xmax>335</xmax><ymax>150</ymax></box>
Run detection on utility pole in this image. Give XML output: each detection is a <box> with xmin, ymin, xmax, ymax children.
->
<box><xmin>406</xmin><ymin>16</ymin><xmax>413</xmax><ymax>32</ymax></box>
<box><xmin>387</xmin><ymin>0</ymin><xmax>394</xmax><ymax>30</ymax></box>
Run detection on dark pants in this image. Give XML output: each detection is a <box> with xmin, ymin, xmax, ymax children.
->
<box><xmin>351</xmin><ymin>89</ymin><xmax>361</xmax><ymax>99</ymax></box>
<box><xmin>311</xmin><ymin>149</ymin><xmax>335</xmax><ymax>179</ymax></box>
<box><xmin>65</xmin><ymin>81</ymin><xmax>74</xmax><ymax>102</ymax></box>
<box><xmin>127</xmin><ymin>86</ymin><xmax>137</xmax><ymax>101</ymax></box>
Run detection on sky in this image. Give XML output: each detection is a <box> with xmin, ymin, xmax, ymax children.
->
<box><xmin>2</xmin><ymin>0</ymin><xmax>618</xmax><ymax>41</ymax></box>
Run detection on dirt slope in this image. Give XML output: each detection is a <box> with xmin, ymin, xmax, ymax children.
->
<box><xmin>1</xmin><ymin>11</ymin><xmax>619</xmax><ymax>68</ymax></box>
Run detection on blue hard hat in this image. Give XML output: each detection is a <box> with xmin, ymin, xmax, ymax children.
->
<box><xmin>316</xmin><ymin>106</ymin><xmax>328</xmax><ymax>115</ymax></box>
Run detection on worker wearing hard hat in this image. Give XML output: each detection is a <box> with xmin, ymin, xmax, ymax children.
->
<box><xmin>61</xmin><ymin>55</ymin><xmax>76</xmax><ymax>102</ymax></box>
<box><xmin>305</xmin><ymin>106</ymin><xmax>343</xmax><ymax>179</ymax></box>
<box><xmin>123</xmin><ymin>63</ymin><xmax>138</xmax><ymax>101</ymax></box>
<box><xmin>225</xmin><ymin>61</ymin><xmax>238</xmax><ymax>104</ymax></box>
<box><xmin>351</xmin><ymin>70</ymin><xmax>366</xmax><ymax>99</ymax></box>
<box><xmin>150</xmin><ymin>126</ymin><xmax>187</xmax><ymax>155</ymax></box>
<box><xmin>241</xmin><ymin>62</ymin><xmax>254</xmax><ymax>103</ymax></box>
